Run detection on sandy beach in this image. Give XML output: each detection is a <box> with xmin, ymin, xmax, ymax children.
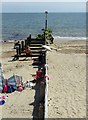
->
<box><xmin>48</xmin><ymin>39</ymin><xmax>86</xmax><ymax>118</ymax></box>
<box><xmin>0</xmin><ymin>39</ymin><xmax>86</xmax><ymax>118</ymax></box>
<box><xmin>0</xmin><ymin>42</ymin><xmax>37</xmax><ymax>118</ymax></box>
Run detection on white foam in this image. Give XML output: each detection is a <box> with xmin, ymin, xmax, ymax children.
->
<box><xmin>53</xmin><ymin>36</ymin><xmax>86</xmax><ymax>40</ymax></box>
<box><xmin>0</xmin><ymin>36</ymin><xmax>87</xmax><ymax>43</ymax></box>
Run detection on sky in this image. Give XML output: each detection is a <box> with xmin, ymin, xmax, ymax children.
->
<box><xmin>1</xmin><ymin>2</ymin><xmax>87</xmax><ymax>13</ymax></box>
<box><xmin>1</xmin><ymin>0</ymin><xmax>87</xmax><ymax>2</ymax></box>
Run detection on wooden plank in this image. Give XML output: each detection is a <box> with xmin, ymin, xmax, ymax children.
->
<box><xmin>13</xmin><ymin>54</ymin><xmax>40</xmax><ymax>57</ymax></box>
<box><xmin>32</xmin><ymin>50</ymin><xmax>46</xmax><ymax>53</ymax></box>
<box><xmin>30</xmin><ymin>47</ymin><xmax>45</xmax><ymax>50</ymax></box>
<box><xmin>21</xmin><ymin>41</ymin><xmax>25</xmax><ymax>51</ymax></box>
<box><xmin>29</xmin><ymin>44</ymin><xmax>43</xmax><ymax>47</ymax></box>
<box><xmin>30</xmin><ymin>41</ymin><xmax>45</xmax><ymax>44</ymax></box>
<box><xmin>31</xmin><ymin>38</ymin><xmax>45</xmax><ymax>41</ymax></box>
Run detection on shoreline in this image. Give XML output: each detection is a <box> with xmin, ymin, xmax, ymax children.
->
<box><xmin>0</xmin><ymin>36</ymin><xmax>87</xmax><ymax>43</ymax></box>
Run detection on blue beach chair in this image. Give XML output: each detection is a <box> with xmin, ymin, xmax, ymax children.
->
<box><xmin>0</xmin><ymin>63</ymin><xmax>5</xmax><ymax>93</ymax></box>
<box><xmin>8</xmin><ymin>75</ymin><xmax>17</xmax><ymax>90</ymax></box>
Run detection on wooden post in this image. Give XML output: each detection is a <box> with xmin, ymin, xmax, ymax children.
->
<box><xmin>25</xmin><ymin>40</ymin><xmax>27</xmax><ymax>48</ymax></box>
<box><xmin>42</xmin><ymin>52</ymin><xmax>46</xmax><ymax>64</ymax></box>
<box><xmin>27</xmin><ymin>34</ymin><xmax>31</xmax><ymax>45</ymax></box>
<box><xmin>21</xmin><ymin>41</ymin><xmax>24</xmax><ymax>51</ymax></box>
<box><xmin>16</xmin><ymin>43</ymin><xmax>21</xmax><ymax>55</ymax></box>
<box><xmin>45</xmin><ymin>64</ymin><xmax>48</xmax><ymax>118</ymax></box>
<box><xmin>19</xmin><ymin>44</ymin><xmax>21</xmax><ymax>55</ymax></box>
<box><xmin>45</xmin><ymin>11</ymin><xmax>48</xmax><ymax>30</ymax></box>
<box><xmin>16</xmin><ymin>47</ymin><xmax>19</xmax><ymax>55</ymax></box>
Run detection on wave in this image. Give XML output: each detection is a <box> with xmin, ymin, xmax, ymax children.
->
<box><xmin>0</xmin><ymin>39</ymin><xmax>15</xmax><ymax>42</ymax></box>
<box><xmin>0</xmin><ymin>36</ymin><xmax>87</xmax><ymax>43</ymax></box>
<box><xmin>53</xmin><ymin>36</ymin><xmax>86</xmax><ymax>40</ymax></box>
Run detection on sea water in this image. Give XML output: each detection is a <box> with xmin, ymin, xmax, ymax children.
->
<box><xmin>1</xmin><ymin>13</ymin><xmax>86</xmax><ymax>41</ymax></box>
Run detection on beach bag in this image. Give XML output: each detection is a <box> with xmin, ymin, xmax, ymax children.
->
<box><xmin>18</xmin><ymin>87</ymin><xmax>23</xmax><ymax>92</ymax></box>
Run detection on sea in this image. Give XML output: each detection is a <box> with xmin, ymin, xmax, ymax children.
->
<box><xmin>0</xmin><ymin>13</ymin><xmax>86</xmax><ymax>41</ymax></box>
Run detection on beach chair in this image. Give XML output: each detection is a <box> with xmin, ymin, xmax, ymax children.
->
<box><xmin>8</xmin><ymin>75</ymin><xmax>23</xmax><ymax>88</ymax></box>
<box><xmin>14</xmin><ymin>75</ymin><xmax>23</xmax><ymax>87</ymax></box>
<box><xmin>0</xmin><ymin>75</ymin><xmax>4</xmax><ymax>93</ymax></box>
<box><xmin>8</xmin><ymin>75</ymin><xmax>17</xmax><ymax>90</ymax></box>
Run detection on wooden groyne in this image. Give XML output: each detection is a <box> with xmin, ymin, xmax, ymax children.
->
<box><xmin>13</xmin><ymin>35</ymin><xmax>46</xmax><ymax>61</ymax></box>
<box><xmin>13</xmin><ymin>34</ymin><xmax>47</xmax><ymax>119</ymax></box>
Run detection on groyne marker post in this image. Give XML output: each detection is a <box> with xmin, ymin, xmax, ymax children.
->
<box><xmin>45</xmin><ymin>11</ymin><xmax>48</xmax><ymax>30</ymax></box>
<box><xmin>45</xmin><ymin>63</ymin><xmax>48</xmax><ymax>118</ymax></box>
<box><xmin>44</xmin><ymin>11</ymin><xmax>48</xmax><ymax>119</ymax></box>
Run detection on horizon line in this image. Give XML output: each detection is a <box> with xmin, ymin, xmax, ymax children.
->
<box><xmin>1</xmin><ymin>11</ymin><xmax>86</xmax><ymax>13</ymax></box>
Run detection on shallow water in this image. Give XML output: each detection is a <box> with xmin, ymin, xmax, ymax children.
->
<box><xmin>1</xmin><ymin>13</ymin><xmax>86</xmax><ymax>41</ymax></box>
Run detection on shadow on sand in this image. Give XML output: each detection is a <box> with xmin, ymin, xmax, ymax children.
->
<box><xmin>32</xmin><ymin>80</ymin><xmax>45</xmax><ymax>119</ymax></box>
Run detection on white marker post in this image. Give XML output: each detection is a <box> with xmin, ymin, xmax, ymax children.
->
<box><xmin>45</xmin><ymin>63</ymin><xmax>48</xmax><ymax>119</ymax></box>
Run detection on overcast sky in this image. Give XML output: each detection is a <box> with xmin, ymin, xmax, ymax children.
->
<box><xmin>1</xmin><ymin>2</ymin><xmax>86</xmax><ymax>13</ymax></box>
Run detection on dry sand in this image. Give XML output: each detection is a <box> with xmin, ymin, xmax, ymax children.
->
<box><xmin>0</xmin><ymin>42</ymin><xmax>37</xmax><ymax>118</ymax></box>
<box><xmin>47</xmin><ymin>39</ymin><xmax>86</xmax><ymax>118</ymax></box>
<box><xmin>0</xmin><ymin>39</ymin><xmax>87</xmax><ymax>118</ymax></box>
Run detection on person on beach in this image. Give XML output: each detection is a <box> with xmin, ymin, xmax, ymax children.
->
<box><xmin>14</xmin><ymin>41</ymin><xmax>21</xmax><ymax>56</ymax></box>
<box><xmin>24</xmin><ymin>46</ymin><xmax>32</xmax><ymax>56</ymax></box>
<box><xmin>35</xmin><ymin>67</ymin><xmax>47</xmax><ymax>82</ymax></box>
<box><xmin>23</xmin><ymin>46</ymin><xmax>32</xmax><ymax>59</ymax></box>
<box><xmin>36</xmin><ymin>68</ymin><xmax>42</xmax><ymax>79</ymax></box>
<box><xmin>14</xmin><ymin>41</ymin><xmax>20</xmax><ymax>50</ymax></box>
